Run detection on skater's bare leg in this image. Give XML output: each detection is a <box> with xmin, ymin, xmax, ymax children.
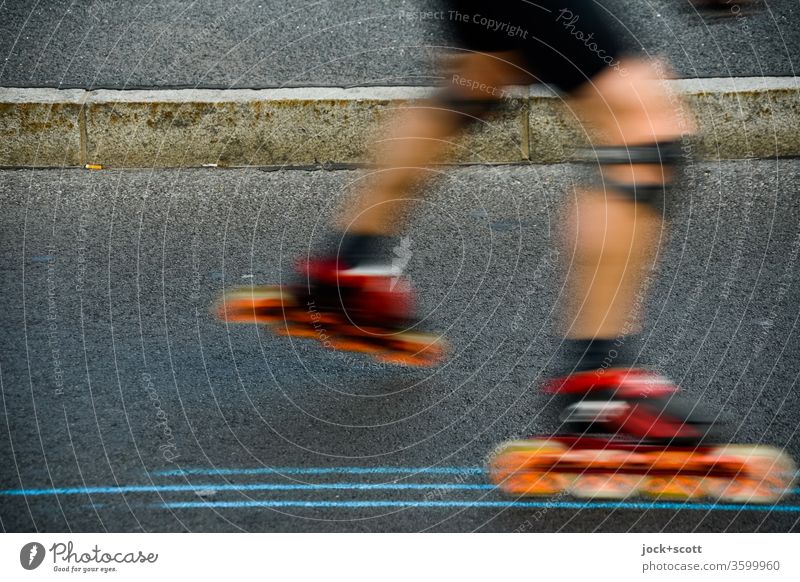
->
<box><xmin>336</xmin><ymin>106</ymin><xmax>457</xmax><ymax>236</ymax></box>
<box><xmin>339</xmin><ymin>51</ymin><xmax>524</xmax><ymax>236</ymax></box>
<box><xmin>562</xmin><ymin>193</ymin><xmax>660</xmax><ymax>339</ymax></box>
<box><xmin>562</xmin><ymin>58</ymin><xmax>693</xmax><ymax>343</ymax></box>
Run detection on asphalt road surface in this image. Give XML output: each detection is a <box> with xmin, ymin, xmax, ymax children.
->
<box><xmin>0</xmin><ymin>0</ymin><xmax>797</xmax><ymax>89</ymax></box>
<box><xmin>1</xmin><ymin>160</ymin><xmax>799</xmax><ymax>532</ymax></box>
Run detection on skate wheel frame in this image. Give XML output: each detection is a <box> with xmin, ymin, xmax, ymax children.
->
<box><xmin>487</xmin><ymin>439</ymin><xmax>797</xmax><ymax>504</ymax></box>
<box><xmin>489</xmin><ymin>440</ymin><xmax>573</xmax><ymax>496</ymax></box>
<box><xmin>700</xmin><ymin>445</ymin><xmax>797</xmax><ymax>503</ymax></box>
<box><xmin>213</xmin><ymin>286</ymin><xmax>446</xmax><ymax>367</ymax></box>
<box><xmin>214</xmin><ymin>285</ymin><xmax>297</xmax><ymax>324</ymax></box>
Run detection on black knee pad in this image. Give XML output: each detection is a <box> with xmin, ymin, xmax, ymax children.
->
<box><xmin>578</xmin><ymin>140</ymin><xmax>686</xmax><ymax>204</ymax></box>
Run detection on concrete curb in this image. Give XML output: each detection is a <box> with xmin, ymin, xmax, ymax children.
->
<box><xmin>1</xmin><ymin>78</ymin><xmax>798</xmax><ymax>168</ymax></box>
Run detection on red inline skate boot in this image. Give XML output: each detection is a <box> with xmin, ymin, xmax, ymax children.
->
<box><xmin>489</xmin><ymin>368</ymin><xmax>796</xmax><ymax>503</ymax></box>
<box><xmin>214</xmin><ymin>256</ymin><xmax>446</xmax><ymax>367</ymax></box>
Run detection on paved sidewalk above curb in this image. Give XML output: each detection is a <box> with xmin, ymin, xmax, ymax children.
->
<box><xmin>2</xmin><ymin>78</ymin><xmax>798</xmax><ymax>168</ymax></box>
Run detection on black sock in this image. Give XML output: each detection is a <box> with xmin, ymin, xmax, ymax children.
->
<box><xmin>561</xmin><ymin>336</ymin><xmax>638</xmax><ymax>374</ymax></box>
<box><xmin>337</xmin><ymin>233</ymin><xmax>395</xmax><ymax>268</ymax></box>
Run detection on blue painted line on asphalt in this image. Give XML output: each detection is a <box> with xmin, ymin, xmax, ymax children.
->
<box><xmin>4</xmin><ymin>481</ymin><xmax>797</xmax><ymax>513</ymax></box>
<box><xmin>151</xmin><ymin>466</ymin><xmax>485</xmax><ymax>477</ymax></box>
<box><xmin>159</xmin><ymin>499</ymin><xmax>800</xmax><ymax>513</ymax></box>
<box><xmin>4</xmin><ymin>483</ymin><xmax>798</xmax><ymax>497</ymax></box>
<box><xmin>152</xmin><ymin>467</ymin><xmax>800</xmax><ymax>478</ymax></box>
<box><xmin>0</xmin><ymin>482</ymin><xmax>495</xmax><ymax>496</ymax></box>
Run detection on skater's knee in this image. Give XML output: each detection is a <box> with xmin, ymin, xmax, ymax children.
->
<box><xmin>578</xmin><ymin>140</ymin><xmax>686</xmax><ymax>205</ymax></box>
<box><xmin>573</xmin><ymin>58</ymin><xmax>696</xmax><ymax>139</ymax></box>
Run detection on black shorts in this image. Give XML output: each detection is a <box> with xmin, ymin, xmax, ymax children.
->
<box><xmin>444</xmin><ymin>0</ymin><xmax>625</xmax><ymax>93</ymax></box>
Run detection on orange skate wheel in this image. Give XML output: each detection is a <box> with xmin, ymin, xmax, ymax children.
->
<box><xmin>217</xmin><ymin>306</ymin><xmax>284</xmax><ymax>324</ymax></box>
<box><xmin>706</xmin><ymin>477</ymin><xmax>780</xmax><ymax>503</ymax></box>
<box><xmin>704</xmin><ymin>445</ymin><xmax>797</xmax><ymax>503</ymax></box>
<box><xmin>214</xmin><ymin>286</ymin><xmax>295</xmax><ymax>322</ymax></box>
<box><xmin>570</xmin><ymin>474</ymin><xmax>641</xmax><ymax>500</ymax></box>
<box><xmin>501</xmin><ymin>471</ymin><xmax>574</xmax><ymax>496</ymax></box>
<box><xmin>704</xmin><ymin>446</ymin><xmax>796</xmax><ymax>502</ymax></box>
<box><xmin>640</xmin><ymin>475</ymin><xmax>707</xmax><ymax>500</ymax></box>
<box><xmin>224</xmin><ymin>286</ymin><xmax>292</xmax><ymax>308</ymax></box>
<box><xmin>217</xmin><ymin>310</ymin><xmax>263</xmax><ymax>324</ymax></box>
<box><xmin>275</xmin><ymin>325</ymin><xmax>318</xmax><ymax>339</ymax></box>
<box><xmin>257</xmin><ymin>314</ymin><xmax>285</xmax><ymax>324</ymax></box>
<box><xmin>488</xmin><ymin>440</ymin><xmax>567</xmax><ymax>488</ymax></box>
